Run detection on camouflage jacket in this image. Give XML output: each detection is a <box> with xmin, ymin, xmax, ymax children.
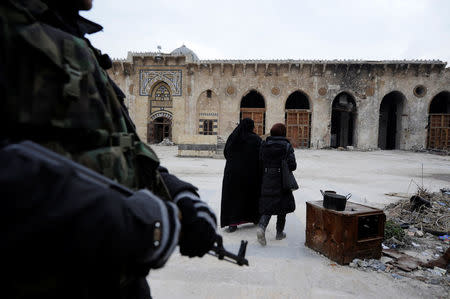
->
<box><xmin>0</xmin><ymin>0</ymin><xmax>170</xmax><ymax>199</ymax></box>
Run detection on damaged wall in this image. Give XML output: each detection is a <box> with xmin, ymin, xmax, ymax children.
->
<box><xmin>109</xmin><ymin>51</ymin><xmax>450</xmax><ymax>151</ymax></box>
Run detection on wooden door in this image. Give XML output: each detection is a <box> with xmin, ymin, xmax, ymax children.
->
<box><xmin>286</xmin><ymin>109</ymin><xmax>311</xmax><ymax>148</ymax></box>
<box><xmin>427</xmin><ymin>114</ymin><xmax>450</xmax><ymax>150</ymax></box>
<box><xmin>241</xmin><ymin>108</ymin><xmax>265</xmax><ymax>135</ymax></box>
<box><xmin>147</xmin><ymin>122</ymin><xmax>154</xmax><ymax>143</ymax></box>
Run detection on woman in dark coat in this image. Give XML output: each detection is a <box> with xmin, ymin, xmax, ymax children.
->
<box><xmin>220</xmin><ymin>118</ymin><xmax>262</xmax><ymax>232</ymax></box>
<box><xmin>256</xmin><ymin>123</ymin><xmax>297</xmax><ymax>245</ymax></box>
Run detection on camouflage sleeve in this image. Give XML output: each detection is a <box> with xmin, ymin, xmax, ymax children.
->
<box><xmin>0</xmin><ymin>145</ymin><xmax>180</xmax><ymax>275</ymax></box>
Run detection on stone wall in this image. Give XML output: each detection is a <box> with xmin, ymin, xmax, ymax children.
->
<box><xmin>109</xmin><ymin>54</ymin><xmax>450</xmax><ymax>153</ymax></box>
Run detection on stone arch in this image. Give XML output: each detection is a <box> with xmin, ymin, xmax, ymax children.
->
<box><xmin>147</xmin><ymin>81</ymin><xmax>173</xmax><ymax>143</ymax></box>
<box><xmin>427</xmin><ymin>91</ymin><xmax>450</xmax><ymax>149</ymax></box>
<box><xmin>197</xmin><ymin>89</ymin><xmax>219</xmax><ymax>135</ymax></box>
<box><xmin>240</xmin><ymin>89</ymin><xmax>266</xmax><ymax>135</ymax></box>
<box><xmin>284</xmin><ymin>90</ymin><xmax>311</xmax><ymax>148</ymax></box>
<box><xmin>378</xmin><ymin>91</ymin><xmax>406</xmax><ymax>150</ymax></box>
<box><xmin>330</xmin><ymin>92</ymin><xmax>357</xmax><ymax>148</ymax></box>
<box><xmin>148</xmin><ymin>111</ymin><xmax>173</xmax><ymax>143</ymax></box>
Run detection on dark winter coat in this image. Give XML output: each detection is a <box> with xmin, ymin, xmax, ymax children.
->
<box><xmin>259</xmin><ymin>136</ymin><xmax>297</xmax><ymax>215</ymax></box>
<box><xmin>220</xmin><ymin>123</ymin><xmax>262</xmax><ymax>227</ymax></box>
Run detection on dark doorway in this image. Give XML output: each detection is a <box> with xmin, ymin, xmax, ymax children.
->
<box><xmin>378</xmin><ymin>92</ymin><xmax>405</xmax><ymax>150</ymax></box>
<box><xmin>147</xmin><ymin>117</ymin><xmax>172</xmax><ymax>143</ymax></box>
<box><xmin>330</xmin><ymin>92</ymin><xmax>357</xmax><ymax>148</ymax></box>
<box><xmin>285</xmin><ymin>91</ymin><xmax>311</xmax><ymax>148</ymax></box>
<box><xmin>427</xmin><ymin>91</ymin><xmax>450</xmax><ymax>150</ymax></box>
<box><xmin>240</xmin><ymin>90</ymin><xmax>266</xmax><ymax>135</ymax></box>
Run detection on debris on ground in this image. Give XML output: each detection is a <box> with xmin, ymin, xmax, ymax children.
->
<box><xmin>384</xmin><ymin>188</ymin><xmax>450</xmax><ymax>237</ymax></box>
<box><xmin>156</xmin><ymin>138</ymin><xmax>175</xmax><ymax>146</ymax></box>
<box><xmin>348</xmin><ymin>188</ymin><xmax>450</xmax><ymax>287</ymax></box>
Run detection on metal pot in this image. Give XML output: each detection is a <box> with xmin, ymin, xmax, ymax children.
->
<box><xmin>320</xmin><ymin>190</ymin><xmax>351</xmax><ymax>211</ymax></box>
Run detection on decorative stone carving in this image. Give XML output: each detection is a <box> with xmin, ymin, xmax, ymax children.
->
<box><xmin>318</xmin><ymin>87</ymin><xmax>327</xmax><ymax>96</ymax></box>
<box><xmin>140</xmin><ymin>70</ymin><xmax>182</xmax><ymax>96</ymax></box>
<box><xmin>226</xmin><ymin>86</ymin><xmax>235</xmax><ymax>96</ymax></box>
<box><xmin>150</xmin><ymin>110</ymin><xmax>173</xmax><ymax>121</ymax></box>
<box><xmin>271</xmin><ymin>87</ymin><xmax>280</xmax><ymax>96</ymax></box>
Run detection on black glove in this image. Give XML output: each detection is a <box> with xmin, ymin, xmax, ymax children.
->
<box><xmin>174</xmin><ymin>191</ymin><xmax>217</xmax><ymax>257</ymax></box>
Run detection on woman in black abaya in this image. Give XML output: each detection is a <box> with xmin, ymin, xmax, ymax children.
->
<box><xmin>220</xmin><ymin>118</ymin><xmax>262</xmax><ymax>232</ymax></box>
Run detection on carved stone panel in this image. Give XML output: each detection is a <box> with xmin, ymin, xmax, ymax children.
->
<box><xmin>140</xmin><ymin>70</ymin><xmax>182</xmax><ymax>96</ymax></box>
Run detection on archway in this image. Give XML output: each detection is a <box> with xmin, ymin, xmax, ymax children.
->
<box><xmin>427</xmin><ymin>91</ymin><xmax>450</xmax><ymax>150</ymax></box>
<box><xmin>330</xmin><ymin>92</ymin><xmax>357</xmax><ymax>148</ymax></box>
<box><xmin>240</xmin><ymin>90</ymin><xmax>266</xmax><ymax>135</ymax></box>
<box><xmin>148</xmin><ymin>117</ymin><xmax>172</xmax><ymax>143</ymax></box>
<box><xmin>147</xmin><ymin>82</ymin><xmax>173</xmax><ymax>143</ymax></box>
<box><xmin>285</xmin><ymin>91</ymin><xmax>311</xmax><ymax>148</ymax></box>
<box><xmin>378</xmin><ymin>91</ymin><xmax>406</xmax><ymax>149</ymax></box>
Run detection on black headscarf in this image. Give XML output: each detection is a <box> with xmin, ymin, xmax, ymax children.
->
<box><xmin>226</xmin><ymin>118</ymin><xmax>255</xmax><ymax>149</ymax></box>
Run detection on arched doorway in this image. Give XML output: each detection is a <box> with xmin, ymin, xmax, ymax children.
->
<box><xmin>147</xmin><ymin>81</ymin><xmax>173</xmax><ymax>143</ymax></box>
<box><xmin>285</xmin><ymin>91</ymin><xmax>311</xmax><ymax>148</ymax></box>
<box><xmin>330</xmin><ymin>92</ymin><xmax>357</xmax><ymax>148</ymax></box>
<box><xmin>148</xmin><ymin>117</ymin><xmax>172</xmax><ymax>143</ymax></box>
<box><xmin>427</xmin><ymin>91</ymin><xmax>450</xmax><ymax>150</ymax></box>
<box><xmin>240</xmin><ymin>90</ymin><xmax>265</xmax><ymax>135</ymax></box>
<box><xmin>378</xmin><ymin>91</ymin><xmax>406</xmax><ymax>149</ymax></box>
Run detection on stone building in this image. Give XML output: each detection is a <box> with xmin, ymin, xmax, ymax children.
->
<box><xmin>108</xmin><ymin>45</ymin><xmax>450</xmax><ymax>156</ymax></box>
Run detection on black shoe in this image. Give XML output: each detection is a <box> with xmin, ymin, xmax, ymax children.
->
<box><xmin>257</xmin><ymin>227</ymin><xmax>267</xmax><ymax>246</ymax></box>
<box><xmin>276</xmin><ymin>232</ymin><xmax>286</xmax><ymax>240</ymax></box>
<box><xmin>226</xmin><ymin>225</ymin><xmax>237</xmax><ymax>233</ymax></box>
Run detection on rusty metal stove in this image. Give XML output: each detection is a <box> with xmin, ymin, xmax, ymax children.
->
<box><xmin>305</xmin><ymin>200</ymin><xmax>386</xmax><ymax>265</ymax></box>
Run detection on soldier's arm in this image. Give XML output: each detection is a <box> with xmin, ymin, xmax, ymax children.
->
<box><xmin>0</xmin><ymin>145</ymin><xmax>180</xmax><ymax>274</ymax></box>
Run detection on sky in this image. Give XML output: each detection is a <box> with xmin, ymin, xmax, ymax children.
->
<box><xmin>81</xmin><ymin>0</ymin><xmax>450</xmax><ymax>63</ymax></box>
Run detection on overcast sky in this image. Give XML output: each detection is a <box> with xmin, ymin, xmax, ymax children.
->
<box><xmin>81</xmin><ymin>0</ymin><xmax>450</xmax><ymax>63</ymax></box>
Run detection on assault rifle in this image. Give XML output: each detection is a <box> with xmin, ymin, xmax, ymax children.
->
<box><xmin>6</xmin><ymin>141</ymin><xmax>249</xmax><ymax>266</ymax></box>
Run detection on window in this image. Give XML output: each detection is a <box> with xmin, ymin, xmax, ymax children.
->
<box><xmin>155</xmin><ymin>85</ymin><xmax>170</xmax><ymax>101</ymax></box>
<box><xmin>203</xmin><ymin>120</ymin><xmax>214</xmax><ymax>135</ymax></box>
<box><xmin>206</xmin><ymin>90</ymin><xmax>212</xmax><ymax>98</ymax></box>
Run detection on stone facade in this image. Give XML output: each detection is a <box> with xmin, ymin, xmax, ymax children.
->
<box><xmin>108</xmin><ymin>46</ymin><xmax>450</xmax><ymax>155</ymax></box>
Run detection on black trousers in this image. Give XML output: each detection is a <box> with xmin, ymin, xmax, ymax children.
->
<box><xmin>258</xmin><ymin>214</ymin><xmax>286</xmax><ymax>233</ymax></box>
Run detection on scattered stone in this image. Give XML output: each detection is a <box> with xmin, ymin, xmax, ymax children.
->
<box><xmin>415</xmin><ymin>230</ymin><xmax>424</xmax><ymax>237</ymax></box>
<box><xmin>349</xmin><ymin>262</ymin><xmax>357</xmax><ymax>268</ymax></box>
<box><xmin>429</xmin><ymin>278</ymin><xmax>440</xmax><ymax>285</ymax></box>
<box><xmin>433</xmin><ymin>267</ymin><xmax>447</xmax><ymax>275</ymax></box>
<box><xmin>391</xmin><ymin>273</ymin><xmax>403</xmax><ymax>279</ymax></box>
<box><xmin>357</xmin><ymin>259</ymin><xmax>368</xmax><ymax>268</ymax></box>
<box><xmin>411</xmin><ymin>242</ymin><xmax>420</xmax><ymax>248</ymax></box>
<box><xmin>380</xmin><ymin>256</ymin><xmax>393</xmax><ymax>264</ymax></box>
<box><xmin>436</xmin><ymin>246</ymin><xmax>444</xmax><ymax>253</ymax></box>
<box><xmin>157</xmin><ymin>138</ymin><xmax>175</xmax><ymax>146</ymax></box>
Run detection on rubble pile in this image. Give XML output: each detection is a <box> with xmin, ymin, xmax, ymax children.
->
<box><xmin>384</xmin><ymin>189</ymin><xmax>450</xmax><ymax>236</ymax></box>
<box><xmin>156</xmin><ymin>138</ymin><xmax>175</xmax><ymax>146</ymax></box>
<box><xmin>350</xmin><ymin>189</ymin><xmax>450</xmax><ymax>287</ymax></box>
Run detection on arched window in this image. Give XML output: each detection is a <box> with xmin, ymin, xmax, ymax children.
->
<box><xmin>285</xmin><ymin>91</ymin><xmax>311</xmax><ymax>148</ymax></box>
<box><xmin>240</xmin><ymin>90</ymin><xmax>266</xmax><ymax>135</ymax></box>
<box><xmin>427</xmin><ymin>91</ymin><xmax>450</xmax><ymax>149</ymax></box>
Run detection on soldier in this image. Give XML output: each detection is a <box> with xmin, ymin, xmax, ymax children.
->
<box><xmin>0</xmin><ymin>0</ymin><xmax>217</xmax><ymax>298</ymax></box>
